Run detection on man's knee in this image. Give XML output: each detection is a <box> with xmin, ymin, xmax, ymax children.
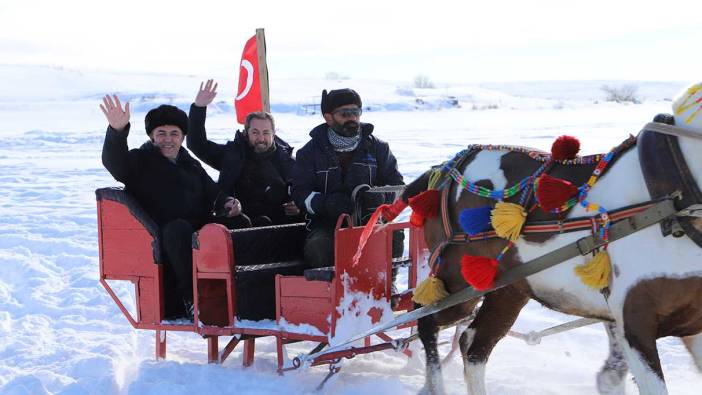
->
<box><xmin>216</xmin><ymin>214</ymin><xmax>252</xmax><ymax>229</ymax></box>
<box><xmin>304</xmin><ymin>230</ymin><xmax>334</xmax><ymax>268</ymax></box>
<box><xmin>161</xmin><ymin>219</ymin><xmax>195</xmax><ymax>271</ymax></box>
<box><xmin>162</xmin><ymin>219</ymin><xmax>194</xmax><ymax>245</ymax></box>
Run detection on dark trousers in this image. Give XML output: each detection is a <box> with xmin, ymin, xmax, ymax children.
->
<box><xmin>162</xmin><ymin>219</ymin><xmax>195</xmax><ymax>305</ymax></box>
<box><xmin>304</xmin><ymin>227</ymin><xmax>335</xmax><ymax>268</ymax></box>
<box><xmin>215</xmin><ymin>214</ymin><xmax>252</xmax><ymax>229</ymax></box>
<box><xmin>161</xmin><ymin>216</ymin><xmax>250</xmax><ymax>319</ymax></box>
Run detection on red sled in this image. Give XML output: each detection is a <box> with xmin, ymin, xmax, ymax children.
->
<box><xmin>96</xmin><ymin>187</ymin><xmax>428</xmax><ymax>370</ymax></box>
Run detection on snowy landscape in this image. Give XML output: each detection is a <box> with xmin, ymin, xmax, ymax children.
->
<box><xmin>1</xmin><ymin>64</ymin><xmax>702</xmax><ymax>394</ymax></box>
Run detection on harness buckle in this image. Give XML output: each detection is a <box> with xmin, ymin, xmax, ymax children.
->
<box><xmin>575</xmin><ymin>237</ymin><xmax>600</xmax><ymax>256</ymax></box>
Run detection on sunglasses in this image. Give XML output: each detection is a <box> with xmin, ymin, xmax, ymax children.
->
<box><xmin>332</xmin><ymin>107</ymin><xmax>362</xmax><ymax>118</ymax></box>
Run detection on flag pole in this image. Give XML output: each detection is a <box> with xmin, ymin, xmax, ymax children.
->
<box><xmin>255</xmin><ymin>28</ymin><xmax>270</xmax><ymax>113</ymax></box>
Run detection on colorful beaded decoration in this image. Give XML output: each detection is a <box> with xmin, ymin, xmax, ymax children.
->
<box><xmin>448</xmin><ymin>163</ymin><xmax>548</xmax><ymax>202</ymax></box>
<box><xmin>674</xmin><ymin>82</ymin><xmax>702</xmax><ymax>125</ymax></box>
<box><xmin>496</xmin><ymin>241</ymin><xmax>514</xmax><ymax>261</ymax></box>
<box><xmin>438</xmin><ymin>144</ymin><xmax>606</xmax><ymax>205</ymax></box>
<box><xmin>438</xmin><ymin>141</ymin><xmax>628</xmax><ymax>247</ymax></box>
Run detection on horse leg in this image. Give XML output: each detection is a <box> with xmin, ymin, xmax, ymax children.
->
<box><xmin>596</xmin><ymin>321</ymin><xmax>628</xmax><ymax>395</ymax></box>
<box><xmin>682</xmin><ymin>332</ymin><xmax>702</xmax><ymax>372</ymax></box>
<box><xmin>418</xmin><ymin>311</ymin><xmax>445</xmax><ymax>395</ymax></box>
<box><xmin>619</xmin><ymin>301</ymin><xmax>667</xmax><ymax>395</ymax></box>
<box><xmin>460</xmin><ymin>286</ymin><xmax>529</xmax><ymax>395</ymax></box>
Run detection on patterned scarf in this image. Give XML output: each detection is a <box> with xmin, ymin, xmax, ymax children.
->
<box><xmin>327</xmin><ymin>127</ymin><xmax>361</xmax><ymax>152</ymax></box>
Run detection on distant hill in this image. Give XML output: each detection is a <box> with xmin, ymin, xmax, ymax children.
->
<box><xmin>0</xmin><ymin>64</ymin><xmax>687</xmax><ymax>114</ymax></box>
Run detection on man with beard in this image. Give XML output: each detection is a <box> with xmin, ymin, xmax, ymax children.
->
<box><xmin>292</xmin><ymin>88</ymin><xmax>404</xmax><ymax>269</ymax></box>
<box><xmin>187</xmin><ymin>80</ymin><xmax>301</xmax><ymax>226</ymax></box>
<box><xmin>100</xmin><ymin>95</ymin><xmax>247</xmax><ymax>320</ymax></box>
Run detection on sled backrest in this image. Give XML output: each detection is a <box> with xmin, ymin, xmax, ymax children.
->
<box><xmin>96</xmin><ymin>187</ymin><xmax>163</xmax><ymax>325</ymax></box>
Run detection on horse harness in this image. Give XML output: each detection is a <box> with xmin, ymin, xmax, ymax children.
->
<box><xmin>426</xmin><ymin>136</ymin><xmax>650</xmax><ymax>272</ymax></box>
<box><xmin>638</xmin><ymin>122</ymin><xmax>702</xmax><ymax>248</ymax></box>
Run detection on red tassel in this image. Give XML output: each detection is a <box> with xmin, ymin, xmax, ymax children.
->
<box><xmin>536</xmin><ymin>173</ymin><xmax>578</xmax><ymax>212</ymax></box>
<box><xmin>409</xmin><ymin>189</ymin><xmax>440</xmax><ymax>219</ymax></box>
<box><xmin>381</xmin><ymin>199</ymin><xmax>408</xmax><ymax>222</ymax></box>
<box><xmin>460</xmin><ymin>255</ymin><xmax>499</xmax><ymax>291</ymax></box>
<box><xmin>551</xmin><ymin>135</ymin><xmax>580</xmax><ymax>161</ymax></box>
<box><xmin>410</xmin><ymin>211</ymin><xmax>425</xmax><ymax>227</ymax></box>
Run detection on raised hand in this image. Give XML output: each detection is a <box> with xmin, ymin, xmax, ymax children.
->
<box><xmin>100</xmin><ymin>95</ymin><xmax>130</xmax><ymax>131</ymax></box>
<box><xmin>195</xmin><ymin>79</ymin><xmax>218</xmax><ymax>107</ymax></box>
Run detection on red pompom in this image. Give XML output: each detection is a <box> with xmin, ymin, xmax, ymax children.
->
<box><xmin>536</xmin><ymin>174</ymin><xmax>578</xmax><ymax>212</ymax></box>
<box><xmin>551</xmin><ymin>135</ymin><xmax>580</xmax><ymax>161</ymax></box>
<box><xmin>408</xmin><ymin>189</ymin><xmax>440</xmax><ymax>220</ymax></box>
<box><xmin>460</xmin><ymin>255</ymin><xmax>499</xmax><ymax>291</ymax></box>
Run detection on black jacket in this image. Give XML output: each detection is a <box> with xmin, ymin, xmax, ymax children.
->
<box><xmin>187</xmin><ymin>104</ymin><xmax>297</xmax><ymax>222</ymax></box>
<box><xmin>291</xmin><ymin>122</ymin><xmax>403</xmax><ymax>229</ymax></box>
<box><xmin>102</xmin><ymin>123</ymin><xmax>226</xmax><ymax>228</ymax></box>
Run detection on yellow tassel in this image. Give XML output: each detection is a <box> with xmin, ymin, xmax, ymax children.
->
<box><xmin>412</xmin><ymin>277</ymin><xmax>449</xmax><ymax>305</ymax></box>
<box><xmin>490</xmin><ymin>202</ymin><xmax>527</xmax><ymax>241</ymax></box>
<box><xmin>428</xmin><ymin>169</ymin><xmax>442</xmax><ymax>189</ymax></box>
<box><xmin>574</xmin><ymin>250</ymin><xmax>611</xmax><ymax>289</ymax></box>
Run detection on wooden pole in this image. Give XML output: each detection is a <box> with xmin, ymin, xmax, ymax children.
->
<box><xmin>255</xmin><ymin>28</ymin><xmax>270</xmax><ymax>113</ymax></box>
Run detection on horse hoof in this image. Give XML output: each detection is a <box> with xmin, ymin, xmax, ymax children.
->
<box><xmin>417</xmin><ymin>385</ymin><xmax>445</xmax><ymax>395</ymax></box>
<box><xmin>597</xmin><ymin>369</ymin><xmax>626</xmax><ymax>395</ymax></box>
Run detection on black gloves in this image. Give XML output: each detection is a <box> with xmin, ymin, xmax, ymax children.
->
<box><xmin>361</xmin><ymin>190</ymin><xmax>387</xmax><ymax>210</ymax></box>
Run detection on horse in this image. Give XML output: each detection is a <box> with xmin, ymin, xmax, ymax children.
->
<box><xmin>405</xmin><ymin>82</ymin><xmax>702</xmax><ymax>395</ymax></box>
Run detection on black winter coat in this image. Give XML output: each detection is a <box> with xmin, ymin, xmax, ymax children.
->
<box><xmin>291</xmin><ymin>123</ymin><xmax>403</xmax><ymax>230</ymax></box>
<box><xmin>102</xmin><ymin>124</ymin><xmax>226</xmax><ymax>228</ymax></box>
<box><xmin>187</xmin><ymin>105</ymin><xmax>297</xmax><ymax>221</ymax></box>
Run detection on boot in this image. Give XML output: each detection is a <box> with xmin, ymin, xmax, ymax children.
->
<box><xmin>183</xmin><ymin>299</ymin><xmax>195</xmax><ymax>321</ymax></box>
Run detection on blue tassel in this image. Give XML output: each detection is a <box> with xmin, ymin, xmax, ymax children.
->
<box><xmin>459</xmin><ymin>206</ymin><xmax>493</xmax><ymax>235</ymax></box>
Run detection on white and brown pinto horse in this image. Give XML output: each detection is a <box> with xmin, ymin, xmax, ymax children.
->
<box><xmin>407</xmin><ymin>84</ymin><xmax>702</xmax><ymax>395</ymax></box>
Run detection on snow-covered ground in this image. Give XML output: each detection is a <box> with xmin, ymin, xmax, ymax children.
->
<box><xmin>0</xmin><ymin>65</ymin><xmax>700</xmax><ymax>394</ymax></box>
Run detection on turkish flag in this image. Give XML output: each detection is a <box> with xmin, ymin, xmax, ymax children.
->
<box><xmin>235</xmin><ymin>34</ymin><xmax>262</xmax><ymax>124</ymax></box>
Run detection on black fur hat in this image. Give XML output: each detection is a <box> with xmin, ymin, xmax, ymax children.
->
<box><xmin>321</xmin><ymin>88</ymin><xmax>362</xmax><ymax>114</ymax></box>
<box><xmin>145</xmin><ymin>105</ymin><xmax>188</xmax><ymax>135</ymax></box>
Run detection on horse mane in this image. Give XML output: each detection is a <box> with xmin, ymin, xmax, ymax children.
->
<box><xmin>401</xmin><ymin>170</ymin><xmax>431</xmax><ymax>203</ymax></box>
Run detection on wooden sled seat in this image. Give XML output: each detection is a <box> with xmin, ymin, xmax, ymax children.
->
<box><xmin>194</xmin><ymin>223</ymin><xmax>307</xmax><ymax>326</ymax></box>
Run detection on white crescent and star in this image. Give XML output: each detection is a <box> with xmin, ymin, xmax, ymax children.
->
<box><xmin>235</xmin><ymin>59</ymin><xmax>254</xmax><ymax>101</ymax></box>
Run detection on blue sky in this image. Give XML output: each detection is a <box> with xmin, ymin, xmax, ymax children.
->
<box><xmin>1</xmin><ymin>0</ymin><xmax>700</xmax><ymax>83</ymax></box>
